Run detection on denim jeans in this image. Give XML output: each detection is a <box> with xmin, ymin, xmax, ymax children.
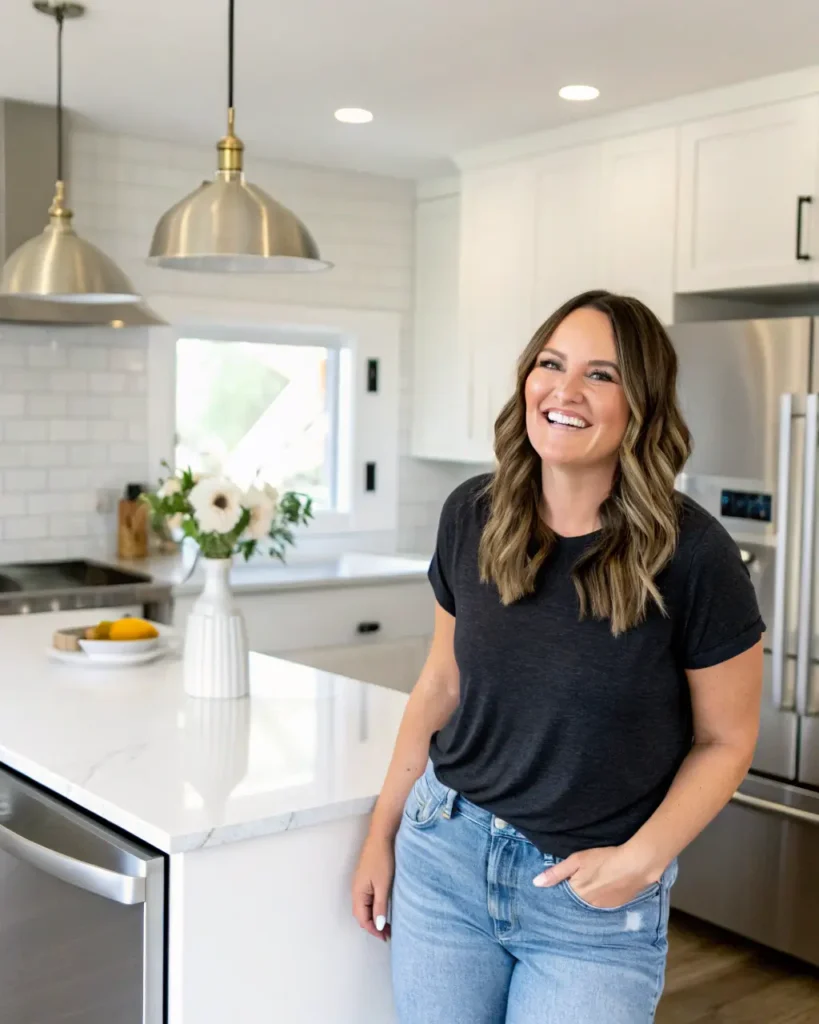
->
<box><xmin>391</xmin><ymin>761</ymin><xmax>677</xmax><ymax>1024</ymax></box>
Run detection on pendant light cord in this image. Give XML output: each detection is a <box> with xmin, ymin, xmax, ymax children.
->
<box><xmin>228</xmin><ymin>0</ymin><xmax>235</xmax><ymax>112</ymax></box>
<box><xmin>56</xmin><ymin>4</ymin><xmax>64</xmax><ymax>182</ymax></box>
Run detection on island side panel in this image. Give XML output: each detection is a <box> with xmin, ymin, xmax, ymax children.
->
<box><xmin>168</xmin><ymin>815</ymin><xmax>396</xmax><ymax>1024</ymax></box>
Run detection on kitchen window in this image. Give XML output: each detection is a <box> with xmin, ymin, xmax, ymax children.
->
<box><xmin>175</xmin><ymin>337</ymin><xmax>340</xmax><ymax>510</ymax></box>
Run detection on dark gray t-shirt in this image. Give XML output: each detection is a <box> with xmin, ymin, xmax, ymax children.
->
<box><xmin>428</xmin><ymin>474</ymin><xmax>764</xmax><ymax>857</ymax></box>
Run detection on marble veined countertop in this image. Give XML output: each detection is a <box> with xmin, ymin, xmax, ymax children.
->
<box><xmin>0</xmin><ymin>614</ymin><xmax>407</xmax><ymax>853</ymax></box>
<box><xmin>117</xmin><ymin>550</ymin><xmax>430</xmax><ymax>597</ymax></box>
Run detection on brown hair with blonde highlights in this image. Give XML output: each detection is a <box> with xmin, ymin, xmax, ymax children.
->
<box><xmin>477</xmin><ymin>290</ymin><xmax>692</xmax><ymax>635</ymax></box>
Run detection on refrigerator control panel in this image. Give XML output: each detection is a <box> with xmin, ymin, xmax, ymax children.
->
<box><xmin>720</xmin><ymin>489</ymin><xmax>772</xmax><ymax>523</ymax></box>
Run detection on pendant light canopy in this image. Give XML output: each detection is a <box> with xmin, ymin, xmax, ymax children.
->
<box><xmin>1</xmin><ymin>3</ymin><xmax>140</xmax><ymax>304</ymax></box>
<box><xmin>148</xmin><ymin>0</ymin><xmax>330</xmax><ymax>273</ymax></box>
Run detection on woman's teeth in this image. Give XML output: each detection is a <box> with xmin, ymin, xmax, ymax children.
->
<box><xmin>546</xmin><ymin>411</ymin><xmax>588</xmax><ymax>429</ymax></box>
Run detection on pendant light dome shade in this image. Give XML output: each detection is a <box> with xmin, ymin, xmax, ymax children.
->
<box><xmin>2</xmin><ymin>183</ymin><xmax>139</xmax><ymax>302</ymax></box>
<box><xmin>148</xmin><ymin>1</ymin><xmax>330</xmax><ymax>274</ymax></box>
<box><xmin>148</xmin><ymin>163</ymin><xmax>330</xmax><ymax>273</ymax></box>
<box><xmin>0</xmin><ymin>3</ymin><xmax>141</xmax><ymax>305</ymax></box>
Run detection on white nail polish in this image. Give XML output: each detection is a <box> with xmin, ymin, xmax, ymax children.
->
<box><xmin>375</xmin><ymin>915</ymin><xmax>386</xmax><ymax>932</ymax></box>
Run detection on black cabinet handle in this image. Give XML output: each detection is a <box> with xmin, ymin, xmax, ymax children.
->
<box><xmin>796</xmin><ymin>195</ymin><xmax>813</xmax><ymax>261</ymax></box>
<box><xmin>356</xmin><ymin>621</ymin><xmax>381</xmax><ymax>635</ymax></box>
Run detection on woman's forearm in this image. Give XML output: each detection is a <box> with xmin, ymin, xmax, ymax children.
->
<box><xmin>622</xmin><ymin>739</ymin><xmax>754</xmax><ymax>881</ymax></box>
<box><xmin>367</xmin><ymin>673</ymin><xmax>458</xmax><ymax>844</ymax></box>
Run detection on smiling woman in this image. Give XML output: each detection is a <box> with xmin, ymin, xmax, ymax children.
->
<box><xmin>353</xmin><ymin>289</ymin><xmax>764</xmax><ymax>1024</ymax></box>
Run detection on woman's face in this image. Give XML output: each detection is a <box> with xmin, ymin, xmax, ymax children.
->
<box><xmin>524</xmin><ymin>306</ymin><xmax>630</xmax><ymax>469</ymax></box>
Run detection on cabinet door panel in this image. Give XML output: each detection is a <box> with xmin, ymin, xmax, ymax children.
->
<box><xmin>601</xmin><ymin>128</ymin><xmax>677</xmax><ymax>323</ymax></box>
<box><xmin>282</xmin><ymin>636</ymin><xmax>429</xmax><ymax>694</ymax></box>
<box><xmin>458</xmin><ymin>162</ymin><xmax>535</xmax><ymax>452</ymax></box>
<box><xmin>531</xmin><ymin>144</ymin><xmax>603</xmax><ymax>330</ymax></box>
<box><xmin>677</xmin><ymin>98</ymin><xmax>819</xmax><ymax>291</ymax></box>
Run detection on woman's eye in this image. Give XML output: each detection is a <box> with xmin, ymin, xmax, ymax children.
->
<box><xmin>588</xmin><ymin>369</ymin><xmax>615</xmax><ymax>383</ymax></box>
<box><xmin>537</xmin><ymin>358</ymin><xmax>561</xmax><ymax>370</ymax></box>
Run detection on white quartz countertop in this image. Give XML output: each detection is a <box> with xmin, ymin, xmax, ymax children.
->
<box><xmin>117</xmin><ymin>551</ymin><xmax>430</xmax><ymax>597</ymax></box>
<box><xmin>0</xmin><ymin>615</ymin><xmax>407</xmax><ymax>853</ymax></box>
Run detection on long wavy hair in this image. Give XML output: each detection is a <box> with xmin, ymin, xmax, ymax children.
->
<box><xmin>478</xmin><ymin>290</ymin><xmax>692</xmax><ymax>635</ymax></box>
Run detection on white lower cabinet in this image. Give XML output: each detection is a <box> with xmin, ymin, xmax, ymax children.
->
<box><xmin>172</xmin><ymin>580</ymin><xmax>433</xmax><ymax>689</ymax></box>
<box><xmin>282</xmin><ymin>636</ymin><xmax>428</xmax><ymax>694</ymax></box>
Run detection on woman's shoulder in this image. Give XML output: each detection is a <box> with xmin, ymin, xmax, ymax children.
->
<box><xmin>440</xmin><ymin>472</ymin><xmax>493</xmax><ymax>525</ymax></box>
<box><xmin>672</xmin><ymin>492</ymin><xmax>744</xmax><ymax>570</ymax></box>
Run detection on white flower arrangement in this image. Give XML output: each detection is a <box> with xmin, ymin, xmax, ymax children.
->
<box><xmin>142</xmin><ymin>464</ymin><xmax>312</xmax><ymax>562</ymax></box>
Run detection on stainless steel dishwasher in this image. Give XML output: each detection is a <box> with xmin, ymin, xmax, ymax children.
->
<box><xmin>0</xmin><ymin>765</ymin><xmax>165</xmax><ymax>1023</ymax></box>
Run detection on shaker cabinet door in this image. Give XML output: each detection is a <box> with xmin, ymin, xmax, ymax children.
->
<box><xmin>676</xmin><ymin>97</ymin><xmax>819</xmax><ymax>292</ymax></box>
<box><xmin>530</xmin><ymin>143</ymin><xmax>603</xmax><ymax>330</ymax></box>
<box><xmin>600</xmin><ymin>127</ymin><xmax>678</xmax><ymax>324</ymax></box>
<box><xmin>458</xmin><ymin>161</ymin><xmax>536</xmax><ymax>454</ymax></box>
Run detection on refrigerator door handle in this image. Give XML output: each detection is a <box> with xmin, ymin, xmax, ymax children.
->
<box><xmin>732</xmin><ymin>791</ymin><xmax>819</xmax><ymax>827</ymax></box>
<box><xmin>796</xmin><ymin>394</ymin><xmax>819</xmax><ymax>716</ymax></box>
<box><xmin>772</xmin><ymin>394</ymin><xmax>795</xmax><ymax>709</ymax></box>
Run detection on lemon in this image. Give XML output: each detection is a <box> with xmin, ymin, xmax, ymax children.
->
<box><xmin>108</xmin><ymin>618</ymin><xmax>159</xmax><ymax>641</ymax></box>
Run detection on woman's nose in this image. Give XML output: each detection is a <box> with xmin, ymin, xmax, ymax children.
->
<box><xmin>550</xmin><ymin>370</ymin><xmax>584</xmax><ymax>404</ymax></box>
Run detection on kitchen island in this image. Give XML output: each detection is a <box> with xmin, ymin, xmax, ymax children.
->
<box><xmin>0</xmin><ymin>611</ymin><xmax>407</xmax><ymax>1024</ymax></box>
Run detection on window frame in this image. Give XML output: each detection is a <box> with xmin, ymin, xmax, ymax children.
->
<box><xmin>146</xmin><ymin>296</ymin><xmax>401</xmax><ymax>551</ymax></box>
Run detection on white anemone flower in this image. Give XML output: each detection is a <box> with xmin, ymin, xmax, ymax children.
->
<box><xmin>262</xmin><ymin>482</ymin><xmax>279</xmax><ymax>513</ymax></box>
<box><xmin>158</xmin><ymin>476</ymin><xmax>181</xmax><ymax>498</ymax></box>
<box><xmin>243</xmin><ymin>487</ymin><xmax>275</xmax><ymax>541</ymax></box>
<box><xmin>189</xmin><ymin>477</ymin><xmax>243</xmax><ymax>534</ymax></box>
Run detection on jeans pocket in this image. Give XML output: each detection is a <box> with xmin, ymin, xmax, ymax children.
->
<box><xmin>402</xmin><ymin>774</ymin><xmax>446</xmax><ymax>829</ymax></box>
<box><xmin>561</xmin><ymin>879</ymin><xmax>661</xmax><ymax>913</ymax></box>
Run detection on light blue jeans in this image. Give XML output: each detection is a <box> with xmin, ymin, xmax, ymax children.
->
<box><xmin>391</xmin><ymin>761</ymin><xmax>677</xmax><ymax>1024</ymax></box>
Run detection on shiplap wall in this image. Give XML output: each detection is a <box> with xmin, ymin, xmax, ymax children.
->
<box><xmin>0</xmin><ymin>126</ymin><xmax>477</xmax><ymax>559</ymax></box>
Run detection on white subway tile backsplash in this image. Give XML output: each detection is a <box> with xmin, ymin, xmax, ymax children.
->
<box><xmin>27</xmin><ymin>444</ymin><xmax>68</xmax><ymax>467</ymax></box>
<box><xmin>109</xmin><ymin>443</ymin><xmax>145</xmax><ymax>466</ymax></box>
<box><xmin>5</xmin><ymin>420</ymin><xmax>49</xmax><ymax>442</ymax></box>
<box><xmin>69</xmin><ymin>443</ymin><xmax>108</xmax><ymax>466</ymax></box>
<box><xmin>0</xmin><ymin>345</ymin><xmax>26</xmax><ymax>367</ymax></box>
<box><xmin>110</xmin><ymin>348</ymin><xmax>146</xmax><ymax>373</ymax></box>
<box><xmin>0</xmin><ymin>395</ymin><xmax>25</xmax><ymax>416</ymax></box>
<box><xmin>50</xmin><ymin>420</ymin><xmax>89</xmax><ymax>442</ymax></box>
<box><xmin>4</xmin><ymin>515</ymin><xmax>48</xmax><ymax>540</ymax></box>
<box><xmin>69</xmin><ymin>346</ymin><xmax>110</xmax><ymax>371</ymax></box>
<box><xmin>71</xmin><ymin>395</ymin><xmax>110</xmax><ymax>417</ymax></box>
<box><xmin>29</xmin><ymin>394</ymin><xmax>67</xmax><ymax>416</ymax></box>
<box><xmin>4</xmin><ymin>469</ymin><xmax>48</xmax><ymax>491</ymax></box>
<box><xmin>0</xmin><ymin>446</ymin><xmax>26</xmax><ymax>468</ymax></box>
<box><xmin>49</xmin><ymin>468</ymin><xmax>89</xmax><ymax>490</ymax></box>
<box><xmin>28</xmin><ymin>345</ymin><xmax>67</xmax><ymax>369</ymax></box>
<box><xmin>0</xmin><ymin>496</ymin><xmax>26</xmax><ymax>516</ymax></box>
<box><xmin>50</xmin><ymin>513</ymin><xmax>88</xmax><ymax>538</ymax></box>
<box><xmin>50</xmin><ymin>371</ymin><xmax>89</xmax><ymax>393</ymax></box>
<box><xmin>89</xmin><ymin>372</ymin><xmax>126</xmax><ymax>394</ymax></box>
<box><xmin>89</xmin><ymin>420</ymin><xmax>127</xmax><ymax>442</ymax></box>
<box><xmin>4</xmin><ymin>369</ymin><xmax>50</xmax><ymax>391</ymax></box>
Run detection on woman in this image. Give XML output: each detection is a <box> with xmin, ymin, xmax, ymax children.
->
<box><xmin>352</xmin><ymin>290</ymin><xmax>764</xmax><ymax>1023</ymax></box>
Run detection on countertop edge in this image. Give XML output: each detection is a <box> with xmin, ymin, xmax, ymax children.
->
<box><xmin>171</xmin><ymin>571</ymin><xmax>429</xmax><ymax>599</ymax></box>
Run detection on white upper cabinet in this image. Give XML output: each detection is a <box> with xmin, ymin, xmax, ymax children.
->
<box><xmin>600</xmin><ymin>128</ymin><xmax>678</xmax><ymax>323</ymax></box>
<box><xmin>457</xmin><ymin>161</ymin><xmax>535</xmax><ymax>454</ymax></box>
<box><xmin>677</xmin><ymin>97</ymin><xmax>819</xmax><ymax>292</ymax></box>
<box><xmin>531</xmin><ymin>143</ymin><xmax>603</xmax><ymax>329</ymax></box>
<box><xmin>410</xmin><ymin>193</ymin><xmax>472</xmax><ymax>461</ymax></box>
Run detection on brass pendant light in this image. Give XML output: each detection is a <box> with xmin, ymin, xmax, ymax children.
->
<box><xmin>0</xmin><ymin>2</ymin><xmax>141</xmax><ymax>304</ymax></box>
<box><xmin>148</xmin><ymin>0</ymin><xmax>331</xmax><ymax>273</ymax></box>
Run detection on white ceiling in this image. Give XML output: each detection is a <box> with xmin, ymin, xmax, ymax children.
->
<box><xmin>2</xmin><ymin>0</ymin><xmax>819</xmax><ymax>179</ymax></box>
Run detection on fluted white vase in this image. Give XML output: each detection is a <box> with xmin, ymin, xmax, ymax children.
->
<box><xmin>183</xmin><ymin>557</ymin><xmax>249</xmax><ymax>700</ymax></box>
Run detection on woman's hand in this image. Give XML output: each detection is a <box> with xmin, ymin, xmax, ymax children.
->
<box><xmin>533</xmin><ymin>844</ymin><xmax>662</xmax><ymax>909</ymax></box>
<box><xmin>352</xmin><ymin>833</ymin><xmax>395</xmax><ymax>941</ymax></box>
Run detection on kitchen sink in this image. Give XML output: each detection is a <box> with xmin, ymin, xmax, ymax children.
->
<box><xmin>0</xmin><ymin>560</ymin><xmax>172</xmax><ymax>619</ymax></box>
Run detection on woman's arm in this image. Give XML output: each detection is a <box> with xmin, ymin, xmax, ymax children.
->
<box><xmin>621</xmin><ymin>639</ymin><xmax>763</xmax><ymax>879</ymax></box>
<box><xmin>352</xmin><ymin>602</ymin><xmax>459</xmax><ymax>938</ymax></box>
<box><xmin>536</xmin><ymin>641</ymin><xmax>763</xmax><ymax>906</ymax></box>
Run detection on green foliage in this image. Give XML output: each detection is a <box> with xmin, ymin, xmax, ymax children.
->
<box><xmin>141</xmin><ymin>462</ymin><xmax>313</xmax><ymax>563</ymax></box>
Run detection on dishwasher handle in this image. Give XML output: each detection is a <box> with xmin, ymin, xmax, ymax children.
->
<box><xmin>0</xmin><ymin>820</ymin><xmax>146</xmax><ymax>905</ymax></box>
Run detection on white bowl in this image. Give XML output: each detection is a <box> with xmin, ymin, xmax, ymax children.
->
<box><xmin>78</xmin><ymin>636</ymin><xmax>160</xmax><ymax>658</ymax></box>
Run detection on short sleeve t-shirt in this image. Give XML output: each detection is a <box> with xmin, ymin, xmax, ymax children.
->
<box><xmin>428</xmin><ymin>474</ymin><xmax>765</xmax><ymax>858</ymax></box>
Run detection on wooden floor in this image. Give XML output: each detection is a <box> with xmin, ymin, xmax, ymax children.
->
<box><xmin>658</xmin><ymin>912</ymin><xmax>819</xmax><ymax>1023</ymax></box>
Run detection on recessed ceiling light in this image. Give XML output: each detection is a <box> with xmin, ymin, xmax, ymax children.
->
<box><xmin>334</xmin><ymin>107</ymin><xmax>374</xmax><ymax>124</ymax></box>
<box><xmin>558</xmin><ymin>85</ymin><xmax>600</xmax><ymax>102</ymax></box>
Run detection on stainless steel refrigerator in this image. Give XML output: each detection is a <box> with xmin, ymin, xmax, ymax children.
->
<box><xmin>669</xmin><ymin>317</ymin><xmax>819</xmax><ymax>966</ymax></box>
